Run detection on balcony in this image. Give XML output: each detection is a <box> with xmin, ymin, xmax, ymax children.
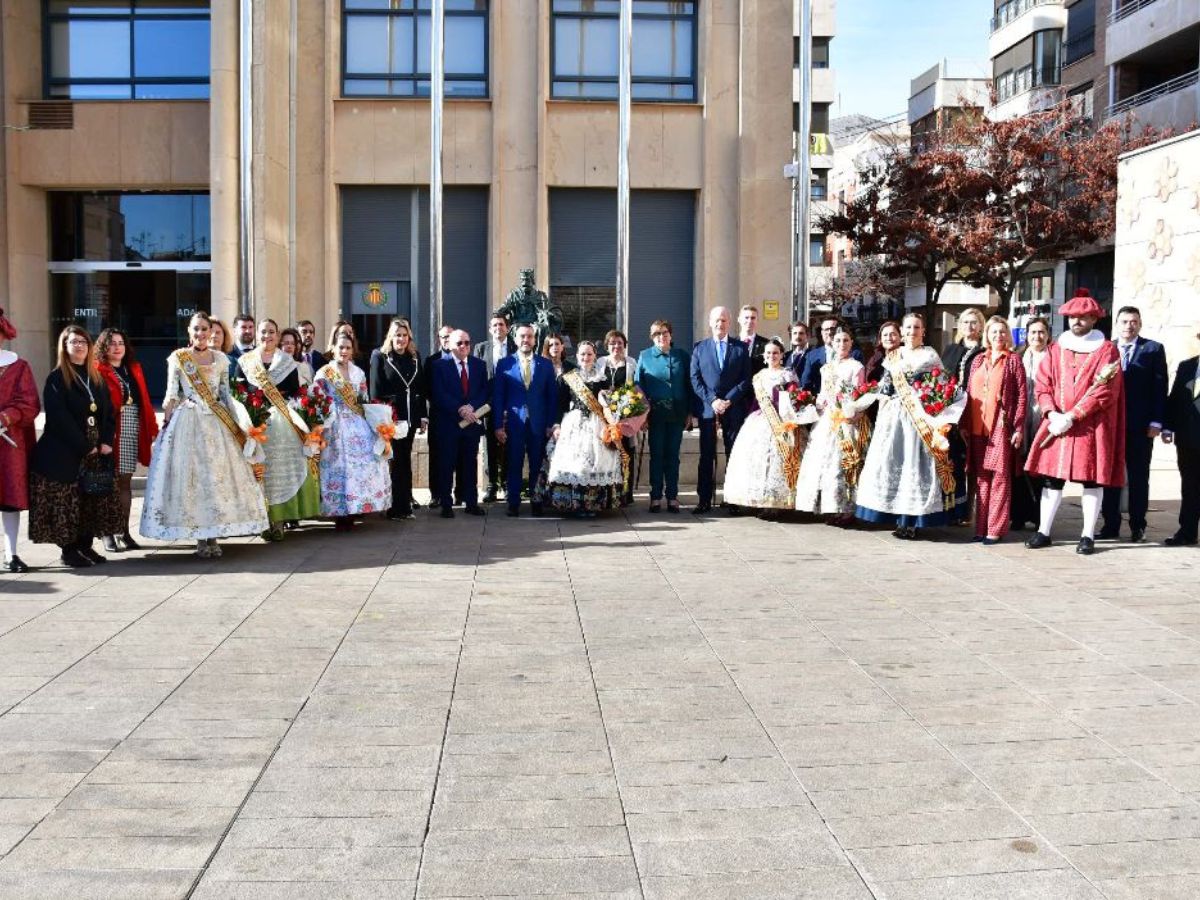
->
<box><xmin>989</xmin><ymin>0</ymin><xmax>1066</xmax><ymax>60</ymax></box>
<box><xmin>1107</xmin><ymin>0</ymin><xmax>1200</xmax><ymax>65</ymax></box>
<box><xmin>1107</xmin><ymin>68</ymin><xmax>1200</xmax><ymax>127</ymax></box>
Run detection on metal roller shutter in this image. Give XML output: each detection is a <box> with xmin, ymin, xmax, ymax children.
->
<box><xmin>341</xmin><ymin>186</ymin><xmax>412</xmax><ymax>281</ymax></box>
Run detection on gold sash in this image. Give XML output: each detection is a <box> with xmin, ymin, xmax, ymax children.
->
<box><xmin>888</xmin><ymin>350</ymin><xmax>956</xmax><ymax>499</ymax></box>
<box><xmin>754</xmin><ymin>373</ymin><xmax>801</xmax><ymax>490</ymax></box>
<box><xmin>565</xmin><ymin>370</ymin><xmax>630</xmax><ymax>489</ymax></box>
<box><xmin>175</xmin><ymin>350</ymin><xmax>245</xmax><ymax>449</ymax></box>
<box><xmin>244</xmin><ymin>352</ymin><xmax>318</xmax><ymax>477</ymax></box>
<box><xmin>822</xmin><ymin>365</ymin><xmax>872</xmax><ymax>489</ymax></box>
<box><xmin>319</xmin><ymin>364</ymin><xmax>364</xmax><ymax>417</ymax></box>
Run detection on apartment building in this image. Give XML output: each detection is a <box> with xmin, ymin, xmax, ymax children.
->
<box><xmin>1</xmin><ymin>0</ymin><xmax>794</xmax><ymax>393</ymax></box>
<box><xmin>989</xmin><ymin>0</ymin><xmax>1067</xmax><ymax>121</ymax></box>
<box><xmin>1106</xmin><ymin>0</ymin><xmax>1199</xmax><ymax>130</ymax></box>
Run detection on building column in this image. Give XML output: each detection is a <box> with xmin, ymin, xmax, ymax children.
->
<box><xmin>699</xmin><ymin>0</ymin><xmax>740</xmax><ymax>323</ymax></box>
<box><xmin>210</xmin><ymin>0</ymin><xmax>240</xmax><ymax>324</ymax></box>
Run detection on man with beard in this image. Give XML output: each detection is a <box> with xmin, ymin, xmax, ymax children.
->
<box><xmin>1024</xmin><ymin>290</ymin><xmax>1125</xmax><ymax>555</ymax></box>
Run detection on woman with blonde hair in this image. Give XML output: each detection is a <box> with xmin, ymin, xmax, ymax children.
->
<box><xmin>961</xmin><ymin>316</ymin><xmax>1027</xmax><ymax>544</ymax></box>
<box><xmin>28</xmin><ymin>326</ymin><xmax>121</xmax><ymax>567</ymax></box>
<box><xmin>370</xmin><ymin>318</ymin><xmax>426</xmax><ymax>519</ymax></box>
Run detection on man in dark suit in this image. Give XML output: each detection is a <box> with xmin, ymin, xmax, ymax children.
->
<box><xmin>785</xmin><ymin>321</ymin><xmax>810</xmax><ymax>369</ymax></box>
<box><xmin>430</xmin><ymin>329</ymin><xmax>488</xmax><ymax>518</ymax></box>
<box><xmin>737</xmin><ymin>305</ymin><xmax>770</xmax><ymax>376</ymax></box>
<box><xmin>424</xmin><ymin>325</ymin><xmax>456</xmax><ymax>507</ymax></box>
<box><xmin>690</xmin><ymin>306</ymin><xmax>752</xmax><ymax>514</ymax></box>
<box><xmin>1101</xmin><ymin>306</ymin><xmax>1168</xmax><ymax>542</ymax></box>
<box><xmin>297</xmin><ymin>319</ymin><xmax>327</xmax><ymax>372</ymax></box>
<box><xmin>1163</xmin><ymin>326</ymin><xmax>1200</xmax><ymax>547</ymax></box>
<box><xmin>493</xmin><ymin>323</ymin><xmax>557</xmax><ymax>517</ymax></box>
<box><xmin>798</xmin><ymin>316</ymin><xmax>863</xmax><ymax>392</ymax></box>
<box><xmin>228</xmin><ymin>314</ymin><xmax>257</xmax><ymax>361</ymax></box>
<box><xmin>475</xmin><ymin>312</ymin><xmax>517</xmax><ymax>502</ymax></box>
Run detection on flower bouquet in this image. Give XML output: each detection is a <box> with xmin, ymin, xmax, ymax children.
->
<box><xmin>230</xmin><ymin>381</ymin><xmax>271</xmax><ymax>472</ymax></box>
<box><xmin>601</xmin><ymin>384</ymin><xmax>650</xmax><ymax>438</ymax></box>
<box><xmin>835</xmin><ymin>377</ymin><xmax>880</xmax><ymax>417</ymax></box>
<box><xmin>908</xmin><ymin>367</ymin><xmax>966</xmax><ymax>451</ymax></box>
<box><xmin>290</xmin><ymin>383</ymin><xmax>332</xmax><ymax>460</ymax></box>
<box><xmin>781</xmin><ymin>383</ymin><xmax>820</xmax><ymax>426</ymax></box>
<box><xmin>363</xmin><ymin>402</ymin><xmax>401</xmax><ymax>459</ymax></box>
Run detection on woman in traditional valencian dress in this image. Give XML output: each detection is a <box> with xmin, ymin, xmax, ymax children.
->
<box><xmin>795</xmin><ymin>326</ymin><xmax>872</xmax><ymax>524</ymax></box>
<box><xmin>546</xmin><ymin>341</ymin><xmax>624</xmax><ymax>517</ymax></box>
<box><xmin>236</xmin><ymin>318</ymin><xmax>322</xmax><ymax>541</ymax></box>
<box><xmin>856</xmin><ymin>313</ymin><xmax>957</xmax><ymax>540</ymax></box>
<box><xmin>95</xmin><ymin>328</ymin><xmax>158</xmax><ymax>553</ymax></box>
<box><xmin>723</xmin><ymin>339</ymin><xmax>806</xmax><ymax>513</ymax></box>
<box><xmin>0</xmin><ymin>308</ymin><xmax>40</xmax><ymax>572</ymax></box>
<box><xmin>140</xmin><ymin>313</ymin><xmax>269</xmax><ymax>558</ymax></box>
<box><xmin>315</xmin><ymin>333</ymin><xmax>391</xmax><ymax>531</ymax></box>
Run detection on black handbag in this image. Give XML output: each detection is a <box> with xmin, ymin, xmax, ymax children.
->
<box><xmin>78</xmin><ymin>454</ymin><xmax>116</xmax><ymax>496</ymax></box>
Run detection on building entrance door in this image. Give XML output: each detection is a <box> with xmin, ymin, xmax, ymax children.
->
<box><xmin>49</xmin><ymin>263</ymin><xmax>213</xmax><ymax>402</ymax></box>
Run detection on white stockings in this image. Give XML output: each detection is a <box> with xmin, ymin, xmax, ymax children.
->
<box><xmin>1080</xmin><ymin>487</ymin><xmax>1103</xmax><ymax>540</ymax></box>
<box><xmin>1038</xmin><ymin>487</ymin><xmax>1064</xmax><ymax>536</ymax></box>
<box><xmin>1</xmin><ymin>511</ymin><xmax>19</xmax><ymax>562</ymax></box>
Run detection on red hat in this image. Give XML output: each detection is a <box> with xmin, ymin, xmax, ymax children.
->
<box><xmin>0</xmin><ymin>308</ymin><xmax>16</xmax><ymax>341</ymax></box>
<box><xmin>1059</xmin><ymin>288</ymin><xmax>1104</xmax><ymax>319</ymax></box>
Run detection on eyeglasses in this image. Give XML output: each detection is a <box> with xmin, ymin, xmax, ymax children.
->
<box><xmin>650</xmin><ymin>331</ymin><xmax>669</xmax><ymax>337</ymax></box>
<box><xmin>455</xmin><ymin>340</ymin><xmax>470</xmax><ymax>346</ymax></box>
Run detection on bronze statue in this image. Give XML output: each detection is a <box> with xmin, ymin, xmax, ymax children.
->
<box><xmin>497</xmin><ymin>269</ymin><xmax>564</xmax><ymax>350</ymax></box>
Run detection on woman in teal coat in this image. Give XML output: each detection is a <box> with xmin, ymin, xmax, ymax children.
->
<box><xmin>634</xmin><ymin>319</ymin><xmax>695</xmax><ymax>513</ymax></box>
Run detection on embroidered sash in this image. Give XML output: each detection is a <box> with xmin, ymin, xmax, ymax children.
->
<box><xmin>320</xmin><ymin>364</ymin><xmax>364</xmax><ymax>417</ymax></box>
<box><xmin>565</xmin><ymin>370</ymin><xmax>630</xmax><ymax>488</ymax></box>
<box><xmin>244</xmin><ymin>351</ymin><xmax>318</xmax><ymax>477</ymax></box>
<box><xmin>175</xmin><ymin>350</ymin><xmax>245</xmax><ymax>449</ymax></box>
<box><xmin>821</xmin><ymin>364</ymin><xmax>871</xmax><ymax>489</ymax></box>
<box><xmin>888</xmin><ymin>350</ymin><xmax>956</xmax><ymax>500</ymax></box>
<box><xmin>754</xmin><ymin>372</ymin><xmax>801</xmax><ymax>490</ymax></box>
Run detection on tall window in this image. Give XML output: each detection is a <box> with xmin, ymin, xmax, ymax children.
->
<box><xmin>551</xmin><ymin>0</ymin><xmax>696</xmax><ymax>101</ymax></box>
<box><xmin>45</xmin><ymin>1</ymin><xmax>210</xmax><ymax>100</ymax></box>
<box><xmin>1064</xmin><ymin>0</ymin><xmax>1095</xmax><ymax>65</ymax></box>
<box><xmin>342</xmin><ymin>0</ymin><xmax>488</xmax><ymax>97</ymax></box>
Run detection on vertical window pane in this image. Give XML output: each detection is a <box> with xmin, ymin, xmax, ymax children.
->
<box><xmin>633</xmin><ymin>19</ymin><xmax>691</xmax><ymax>78</ymax></box>
<box><xmin>346</xmin><ymin>16</ymin><xmax>393</xmax><ymax>74</ymax></box>
<box><xmin>444</xmin><ymin>16</ymin><xmax>485</xmax><ymax>74</ymax></box>
<box><xmin>134</xmin><ymin>19</ymin><xmax>210</xmax><ymax>78</ymax></box>
<box><xmin>51</xmin><ymin>20</ymin><xmax>132</xmax><ymax>80</ymax></box>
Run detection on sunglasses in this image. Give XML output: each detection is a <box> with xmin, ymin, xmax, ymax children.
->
<box><xmin>455</xmin><ymin>340</ymin><xmax>470</xmax><ymax>346</ymax></box>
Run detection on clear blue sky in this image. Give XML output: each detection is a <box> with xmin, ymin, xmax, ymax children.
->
<box><xmin>833</xmin><ymin>0</ymin><xmax>991</xmax><ymax>120</ymax></box>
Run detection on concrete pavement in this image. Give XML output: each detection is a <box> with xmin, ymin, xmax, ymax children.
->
<box><xmin>0</xmin><ymin>493</ymin><xmax>1197</xmax><ymax>899</ymax></box>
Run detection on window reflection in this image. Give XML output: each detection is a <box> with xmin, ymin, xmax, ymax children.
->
<box><xmin>50</xmin><ymin>192</ymin><xmax>211</xmax><ymax>263</ymax></box>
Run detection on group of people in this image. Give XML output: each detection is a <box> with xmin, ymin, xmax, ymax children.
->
<box><xmin>0</xmin><ymin>289</ymin><xmax>1196</xmax><ymax>572</ymax></box>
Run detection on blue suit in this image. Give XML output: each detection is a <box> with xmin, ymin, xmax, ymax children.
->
<box><xmin>1103</xmin><ymin>336</ymin><xmax>1169</xmax><ymax>535</ymax></box>
<box><xmin>797</xmin><ymin>344</ymin><xmax>864</xmax><ymax>393</ymax></box>
<box><xmin>690</xmin><ymin>336</ymin><xmax>752</xmax><ymax>506</ymax></box>
<box><xmin>492</xmin><ymin>354</ymin><xmax>558</xmax><ymax>511</ymax></box>
<box><xmin>430</xmin><ymin>355</ymin><xmax>489</xmax><ymax>510</ymax></box>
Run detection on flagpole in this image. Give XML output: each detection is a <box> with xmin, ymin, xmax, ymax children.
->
<box><xmin>616</xmin><ymin>0</ymin><xmax>633</xmax><ymax>335</ymax></box>
<box><xmin>796</xmin><ymin>0</ymin><xmax>813</xmax><ymax>326</ymax></box>
<box><xmin>430</xmin><ymin>0</ymin><xmax>445</xmax><ymax>352</ymax></box>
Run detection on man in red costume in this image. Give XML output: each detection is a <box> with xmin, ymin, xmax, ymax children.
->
<box><xmin>1024</xmin><ymin>289</ymin><xmax>1126</xmax><ymax>555</ymax></box>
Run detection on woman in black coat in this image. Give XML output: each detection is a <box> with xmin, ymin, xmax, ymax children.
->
<box><xmin>370</xmin><ymin>318</ymin><xmax>427</xmax><ymax>519</ymax></box>
<box><xmin>28</xmin><ymin>326</ymin><xmax>122</xmax><ymax>568</ymax></box>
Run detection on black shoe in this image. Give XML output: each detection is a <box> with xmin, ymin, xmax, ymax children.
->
<box><xmin>667</xmin><ymin>502</ymin><xmax>681</xmax><ymax>514</ymax></box>
<box><xmin>4</xmin><ymin>556</ymin><xmax>30</xmax><ymax>573</ymax></box>
<box><xmin>971</xmin><ymin>535</ymin><xmax>985</xmax><ymax>543</ymax></box>
<box><xmin>693</xmin><ymin>503</ymin><xmax>712</xmax><ymax>515</ymax></box>
<box><xmin>1165</xmin><ymin>534</ymin><xmax>1198</xmax><ymax>547</ymax></box>
<box><xmin>79</xmin><ymin>546</ymin><xmax>107</xmax><ymax>565</ymax></box>
<box><xmin>121</xmin><ymin>533</ymin><xmax>141</xmax><ymax>551</ymax></box>
<box><xmin>649</xmin><ymin>503</ymin><xmax>662</xmax><ymax>514</ymax></box>
<box><xmin>482</xmin><ymin>490</ymin><xmax>497</xmax><ymax>504</ymax></box>
<box><xmin>61</xmin><ymin>548</ymin><xmax>93</xmax><ymax>568</ymax></box>
<box><xmin>506</xmin><ymin>506</ymin><xmax>519</xmax><ymax>518</ymax></box>
<box><xmin>1130</xmin><ymin>529</ymin><xmax>1146</xmax><ymax>544</ymax></box>
<box><xmin>981</xmin><ymin>537</ymin><xmax>1001</xmax><ymax>546</ymax></box>
<box><xmin>1098</xmin><ymin>527</ymin><xmax>1120</xmax><ymax>540</ymax></box>
<box><xmin>427</xmin><ymin>499</ymin><xmax>443</xmax><ymax>509</ymax></box>
<box><xmin>1077</xmin><ymin>536</ymin><xmax>1096</xmax><ymax>555</ymax></box>
<box><xmin>102</xmin><ymin>535</ymin><xmax>121</xmax><ymax>553</ymax></box>
<box><xmin>531</xmin><ymin>504</ymin><xmax>544</xmax><ymax>517</ymax></box>
<box><xmin>440</xmin><ymin>508</ymin><xmax>454</xmax><ymax>519</ymax></box>
<box><xmin>1025</xmin><ymin>532</ymin><xmax>1052</xmax><ymax>549</ymax></box>
<box><xmin>464</xmin><ymin>505</ymin><xmax>485</xmax><ymax>516</ymax></box>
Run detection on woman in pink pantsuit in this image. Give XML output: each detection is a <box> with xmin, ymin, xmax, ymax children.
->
<box><xmin>962</xmin><ymin>317</ymin><xmax>1027</xmax><ymax>545</ymax></box>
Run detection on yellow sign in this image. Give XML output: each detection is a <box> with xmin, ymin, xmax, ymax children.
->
<box><xmin>763</xmin><ymin>300</ymin><xmax>780</xmax><ymax>321</ymax></box>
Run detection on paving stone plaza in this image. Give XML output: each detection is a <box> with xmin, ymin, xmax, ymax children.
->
<box><xmin>0</xmin><ymin>491</ymin><xmax>1197</xmax><ymax>899</ymax></box>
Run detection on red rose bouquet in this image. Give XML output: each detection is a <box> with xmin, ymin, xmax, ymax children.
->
<box><xmin>231</xmin><ymin>381</ymin><xmax>271</xmax><ymax>430</ymax></box>
<box><xmin>289</xmin><ymin>383</ymin><xmax>333</xmax><ymax>458</ymax></box>
<box><xmin>911</xmin><ymin>367</ymin><xmax>959</xmax><ymax>417</ymax></box>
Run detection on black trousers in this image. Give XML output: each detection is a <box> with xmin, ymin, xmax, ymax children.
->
<box><xmin>696</xmin><ymin>414</ymin><xmax>743</xmax><ymax>506</ymax></box>
<box><xmin>388</xmin><ymin>432</ymin><xmax>415</xmax><ymax>514</ymax></box>
<box><xmin>1010</xmin><ymin>470</ymin><xmax>1042</xmax><ymax>529</ymax></box>
<box><xmin>484</xmin><ymin>420</ymin><xmax>507</xmax><ymax>494</ymax></box>
<box><xmin>1177</xmin><ymin>444</ymin><xmax>1200</xmax><ymax>541</ymax></box>
<box><xmin>1102</xmin><ymin>432</ymin><xmax>1153</xmax><ymax>533</ymax></box>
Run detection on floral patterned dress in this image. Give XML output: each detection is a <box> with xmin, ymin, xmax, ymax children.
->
<box><xmin>315</xmin><ymin>363</ymin><xmax>391</xmax><ymax>517</ymax></box>
<box><xmin>140</xmin><ymin>351</ymin><xmax>270</xmax><ymax>540</ymax></box>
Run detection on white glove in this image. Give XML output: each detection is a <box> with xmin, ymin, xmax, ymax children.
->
<box><xmin>1047</xmin><ymin>411</ymin><xmax>1074</xmax><ymax>437</ymax></box>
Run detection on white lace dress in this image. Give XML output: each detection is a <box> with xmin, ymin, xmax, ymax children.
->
<box><xmin>547</xmin><ymin>369</ymin><xmax>624</xmax><ymax>513</ymax></box>
<box><xmin>140</xmin><ymin>351</ymin><xmax>270</xmax><ymax>540</ymax></box>
<box><xmin>855</xmin><ymin>346</ymin><xmax>950</xmax><ymax>528</ymax></box>
<box><xmin>723</xmin><ymin>367</ymin><xmax>805</xmax><ymax>510</ymax></box>
<box><xmin>795</xmin><ymin>358</ymin><xmax>869</xmax><ymax>515</ymax></box>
